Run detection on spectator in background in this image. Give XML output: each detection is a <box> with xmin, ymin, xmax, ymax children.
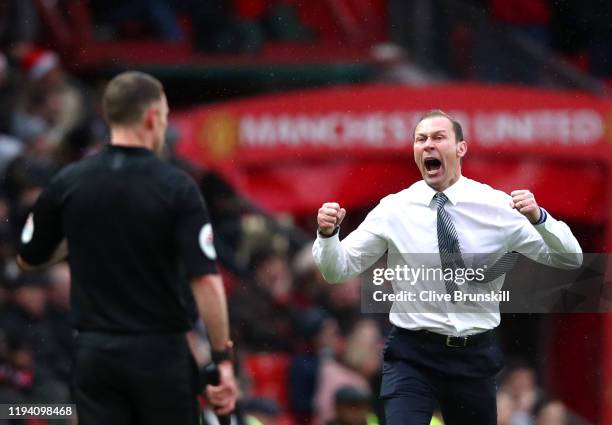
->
<box><xmin>230</xmin><ymin>249</ymin><xmax>296</xmax><ymax>352</ymax></box>
<box><xmin>535</xmin><ymin>401</ymin><xmax>566</xmax><ymax>425</ymax></box>
<box><xmin>342</xmin><ymin>320</ymin><xmax>382</xmax><ymax>382</ymax></box>
<box><xmin>11</xmin><ymin>48</ymin><xmax>88</xmax><ymax>160</ymax></box>
<box><xmin>327</xmin><ymin>386</ymin><xmax>378</xmax><ymax>425</ymax></box>
<box><xmin>501</xmin><ymin>363</ymin><xmax>541</xmax><ymax>420</ymax></box>
<box><xmin>314</xmin><ymin>319</ymin><xmax>382</xmax><ymax>425</ymax></box>
<box><xmin>198</xmin><ymin>170</ymin><xmax>245</xmax><ymax>275</ymax></box>
<box><xmin>2</xmin><ymin>155</ymin><xmax>55</xmax><ymax>245</ymax></box>
<box><xmin>534</xmin><ymin>400</ymin><xmax>591</xmax><ymax>425</ymax></box>
<box><xmin>0</xmin><ymin>272</ymin><xmax>49</xmax><ymax>335</ymax></box>
<box><xmin>291</xmin><ymin>243</ymin><xmax>329</xmax><ymax>310</ymax></box>
<box><xmin>289</xmin><ymin>309</ymin><xmax>342</xmax><ymax>423</ymax></box>
<box><xmin>242</xmin><ymin>397</ymin><xmax>281</xmax><ymax>425</ymax></box>
<box><xmin>317</xmin><ymin>276</ymin><xmax>362</xmax><ymax>335</ymax></box>
<box><xmin>497</xmin><ymin>391</ymin><xmax>515</xmax><ymax>425</ymax></box>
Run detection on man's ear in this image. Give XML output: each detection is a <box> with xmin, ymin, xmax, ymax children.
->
<box><xmin>457</xmin><ymin>140</ymin><xmax>467</xmax><ymax>158</ymax></box>
<box><xmin>143</xmin><ymin>107</ymin><xmax>157</xmax><ymax>130</ymax></box>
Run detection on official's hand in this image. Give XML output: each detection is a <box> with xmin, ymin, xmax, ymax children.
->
<box><xmin>317</xmin><ymin>202</ymin><xmax>346</xmax><ymax>235</ymax></box>
<box><xmin>206</xmin><ymin>361</ymin><xmax>238</xmax><ymax>415</ymax></box>
<box><xmin>510</xmin><ymin>190</ymin><xmax>541</xmax><ymax>224</ymax></box>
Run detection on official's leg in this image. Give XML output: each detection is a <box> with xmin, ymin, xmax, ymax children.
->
<box><xmin>381</xmin><ymin>359</ymin><xmax>437</xmax><ymax>425</ymax></box>
<box><xmin>128</xmin><ymin>334</ymin><xmax>200</xmax><ymax>425</ymax></box>
<box><xmin>72</xmin><ymin>342</ymin><xmax>133</xmax><ymax>425</ymax></box>
<box><xmin>438</xmin><ymin>375</ymin><xmax>497</xmax><ymax>425</ymax></box>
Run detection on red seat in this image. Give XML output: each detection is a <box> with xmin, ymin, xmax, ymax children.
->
<box><xmin>243</xmin><ymin>352</ymin><xmax>291</xmax><ymax>410</ymax></box>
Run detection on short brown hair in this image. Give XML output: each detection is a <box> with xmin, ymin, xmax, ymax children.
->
<box><xmin>414</xmin><ymin>109</ymin><xmax>464</xmax><ymax>142</ymax></box>
<box><xmin>102</xmin><ymin>71</ymin><xmax>164</xmax><ymax>126</ymax></box>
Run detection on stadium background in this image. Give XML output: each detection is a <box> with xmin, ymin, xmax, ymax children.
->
<box><xmin>0</xmin><ymin>0</ymin><xmax>611</xmax><ymax>424</ymax></box>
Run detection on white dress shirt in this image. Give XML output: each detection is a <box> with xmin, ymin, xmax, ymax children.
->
<box><xmin>312</xmin><ymin>176</ymin><xmax>583</xmax><ymax>336</ymax></box>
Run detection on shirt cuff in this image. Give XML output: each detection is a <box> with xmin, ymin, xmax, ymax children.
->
<box><xmin>533</xmin><ymin>210</ymin><xmax>555</xmax><ymax>236</ymax></box>
<box><xmin>316</xmin><ymin>228</ymin><xmax>340</xmax><ymax>245</ymax></box>
<box><xmin>317</xmin><ymin>226</ymin><xmax>339</xmax><ymax>238</ymax></box>
<box><xmin>532</xmin><ymin>207</ymin><xmax>548</xmax><ymax>226</ymax></box>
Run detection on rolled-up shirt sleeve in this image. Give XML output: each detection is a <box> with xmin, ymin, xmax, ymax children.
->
<box><xmin>312</xmin><ymin>202</ymin><xmax>388</xmax><ymax>283</ymax></box>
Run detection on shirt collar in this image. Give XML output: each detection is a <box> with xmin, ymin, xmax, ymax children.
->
<box><xmin>415</xmin><ymin>175</ymin><xmax>467</xmax><ymax>207</ymax></box>
<box><xmin>442</xmin><ymin>175</ymin><xmax>467</xmax><ymax>206</ymax></box>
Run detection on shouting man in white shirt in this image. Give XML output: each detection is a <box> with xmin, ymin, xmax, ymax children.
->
<box><xmin>312</xmin><ymin>109</ymin><xmax>582</xmax><ymax>425</ymax></box>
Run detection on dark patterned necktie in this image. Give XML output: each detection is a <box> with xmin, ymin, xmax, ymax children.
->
<box><xmin>481</xmin><ymin>252</ymin><xmax>519</xmax><ymax>283</ymax></box>
<box><xmin>434</xmin><ymin>192</ymin><xmax>465</xmax><ymax>297</ymax></box>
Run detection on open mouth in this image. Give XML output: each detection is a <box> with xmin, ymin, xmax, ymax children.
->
<box><xmin>424</xmin><ymin>158</ymin><xmax>442</xmax><ymax>174</ymax></box>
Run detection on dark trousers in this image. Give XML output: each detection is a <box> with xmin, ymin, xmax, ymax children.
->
<box><xmin>380</xmin><ymin>326</ymin><xmax>504</xmax><ymax>425</ymax></box>
<box><xmin>72</xmin><ymin>331</ymin><xmax>200</xmax><ymax>425</ymax></box>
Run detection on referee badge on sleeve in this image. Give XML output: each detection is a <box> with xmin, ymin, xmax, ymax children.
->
<box><xmin>21</xmin><ymin>213</ymin><xmax>34</xmax><ymax>244</ymax></box>
<box><xmin>199</xmin><ymin>223</ymin><xmax>217</xmax><ymax>260</ymax></box>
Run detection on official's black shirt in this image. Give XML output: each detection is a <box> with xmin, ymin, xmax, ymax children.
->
<box><xmin>19</xmin><ymin>145</ymin><xmax>218</xmax><ymax>333</ymax></box>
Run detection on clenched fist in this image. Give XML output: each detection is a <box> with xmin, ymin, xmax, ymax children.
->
<box><xmin>510</xmin><ymin>190</ymin><xmax>541</xmax><ymax>224</ymax></box>
<box><xmin>317</xmin><ymin>202</ymin><xmax>346</xmax><ymax>236</ymax></box>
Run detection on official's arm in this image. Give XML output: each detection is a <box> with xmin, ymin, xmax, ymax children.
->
<box><xmin>191</xmin><ymin>273</ymin><xmax>236</xmax><ymax>415</ymax></box>
<box><xmin>17</xmin><ymin>175</ymin><xmax>67</xmax><ymax>271</ymax></box>
<box><xmin>18</xmin><ymin>239</ymin><xmax>68</xmax><ymax>271</ymax></box>
<box><xmin>175</xmin><ymin>176</ymin><xmax>237</xmax><ymax>414</ymax></box>
<box><xmin>191</xmin><ymin>274</ymin><xmax>230</xmax><ymax>353</ymax></box>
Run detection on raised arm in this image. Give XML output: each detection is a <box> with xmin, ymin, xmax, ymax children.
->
<box><xmin>312</xmin><ymin>202</ymin><xmax>388</xmax><ymax>283</ymax></box>
<box><xmin>507</xmin><ymin>189</ymin><xmax>583</xmax><ymax>269</ymax></box>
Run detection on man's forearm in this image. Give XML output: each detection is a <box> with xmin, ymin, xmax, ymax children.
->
<box><xmin>312</xmin><ymin>233</ymin><xmax>350</xmax><ymax>283</ymax></box>
<box><xmin>534</xmin><ymin>216</ymin><xmax>583</xmax><ymax>268</ymax></box>
<box><xmin>191</xmin><ymin>274</ymin><xmax>230</xmax><ymax>352</ymax></box>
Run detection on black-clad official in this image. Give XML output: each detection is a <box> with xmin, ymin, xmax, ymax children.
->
<box><xmin>17</xmin><ymin>71</ymin><xmax>237</xmax><ymax>425</ymax></box>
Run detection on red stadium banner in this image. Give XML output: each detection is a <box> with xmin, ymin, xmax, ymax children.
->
<box><xmin>174</xmin><ymin>84</ymin><xmax>612</xmax><ymax>222</ymax></box>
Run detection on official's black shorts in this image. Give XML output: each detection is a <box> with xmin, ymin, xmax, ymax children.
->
<box><xmin>72</xmin><ymin>331</ymin><xmax>200</xmax><ymax>425</ymax></box>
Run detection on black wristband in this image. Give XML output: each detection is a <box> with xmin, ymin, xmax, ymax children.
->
<box><xmin>318</xmin><ymin>226</ymin><xmax>339</xmax><ymax>238</ymax></box>
<box><xmin>211</xmin><ymin>344</ymin><xmax>233</xmax><ymax>364</ymax></box>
